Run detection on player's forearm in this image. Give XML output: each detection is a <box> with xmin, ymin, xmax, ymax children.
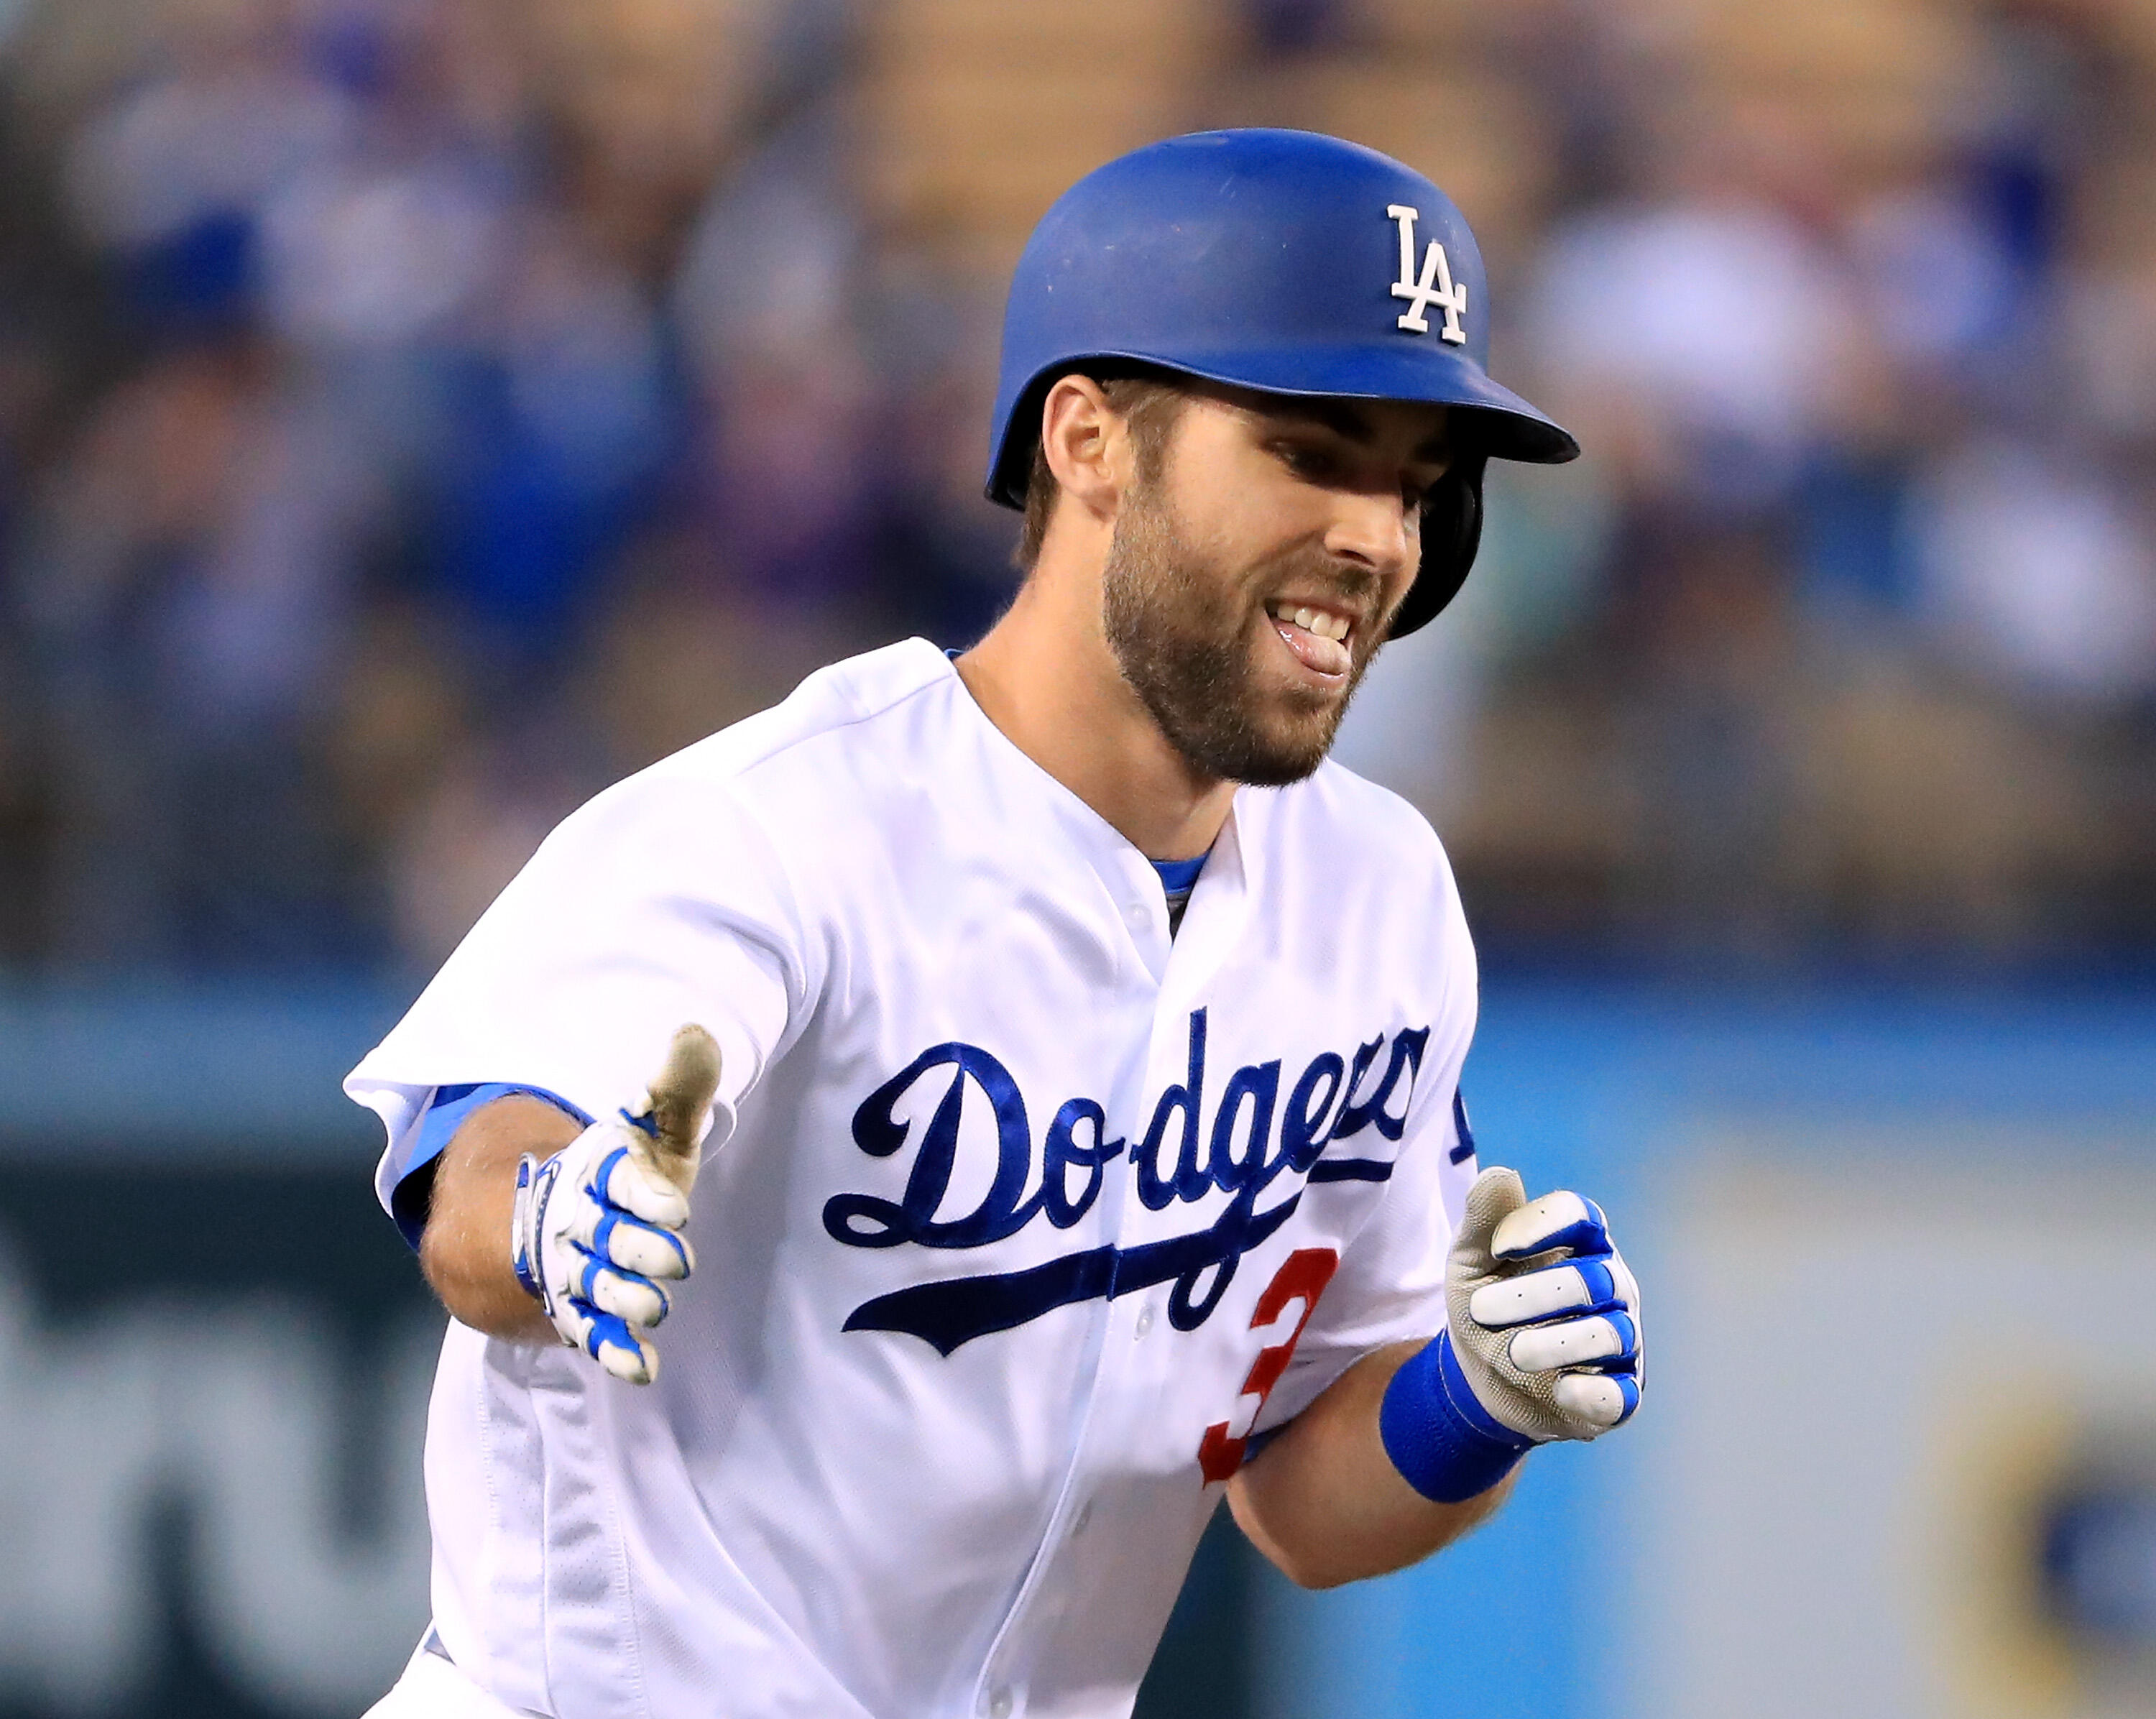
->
<box><xmin>419</xmin><ymin>1095</ymin><xmax>584</xmax><ymax>1342</ymax></box>
<box><xmin>1225</xmin><ymin>1341</ymin><xmax>1514</xmax><ymax>1589</ymax></box>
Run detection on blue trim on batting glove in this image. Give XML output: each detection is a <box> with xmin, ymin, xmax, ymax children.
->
<box><xmin>576</xmin><ymin>1304</ymin><xmax>645</xmax><ymax>1368</ymax></box>
<box><xmin>510</xmin><ymin>1153</ymin><xmax>561</xmax><ymax>1304</ymax></box>
<box><xmin>1495</xmin><ymin>1197</ymin><xmax>1609</xmax><ymax>1261</ymax></box>
<box><xmin>1380</xmin><ymin>1330</ymin><xmax>1537</xmax><ymax>1504</ymax></box>
<box><xmin>391</xmin><ymin>1082</ymin><xmax>596</xmax><ymax>1250</ymax></box>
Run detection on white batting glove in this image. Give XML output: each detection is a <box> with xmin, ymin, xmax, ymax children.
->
<box><xmin>1445</xmin><ymin>1164</ymin><xmax>1643</xmax><ymax>1441</ymax></box>
<box><xmin>509</xmin><ymin>1024</ymin><xmax>721</xmax><ymax>1385</ymax></box>
<box><xmin>1380</xmin><ymin>1164</ymin><xmax>1641</xmax><ymax>1501</ymax></box>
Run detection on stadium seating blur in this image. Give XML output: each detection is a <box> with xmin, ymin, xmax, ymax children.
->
<box><xmin>0</xmin><ymin>0</ymin><xmax>2147</xmax><ymax>977</ymax></box>
<box><xmin>0</xmin><ymin>2</ymin><xmax>2151</xmax><ymax>1716</ymax></box>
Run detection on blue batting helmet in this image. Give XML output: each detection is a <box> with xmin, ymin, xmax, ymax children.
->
<box><xmin>985</xmin><ymin>128</ymin><xmax>1578</xmax><ymax>637</ymax></box>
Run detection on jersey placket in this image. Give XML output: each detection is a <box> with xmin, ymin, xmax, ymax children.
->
<box><xmin>964</xmin><ymin>806</ymin><xmax>1259</xmax><ymax>1719</ymax></box>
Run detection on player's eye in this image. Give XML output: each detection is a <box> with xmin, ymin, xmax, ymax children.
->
<box><xmin>1401</xmin><ymin>464</ymin><xmax>1447</xmax><ymax>512</ymax></box>
<box><xmin>1273</xmin><ymin>440</ymin><xmax>1340</xmax><ymax>483</ymax></box>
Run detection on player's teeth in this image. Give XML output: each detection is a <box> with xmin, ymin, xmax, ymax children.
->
<box><xmin>1268</xmin><ymin>602</ymin><xmax>1352</xmax><ymax>642</ymax></box>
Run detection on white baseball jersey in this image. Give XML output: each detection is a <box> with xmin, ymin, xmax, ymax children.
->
<box><xmin>347</xmin><ymin>637</ymin><xmax>1481</xmax><ymax>1719</ymax></box>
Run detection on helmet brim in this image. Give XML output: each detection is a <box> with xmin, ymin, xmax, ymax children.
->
<box><xmin>985</xmin><ymin>341</ymin><xmax>1577</xmax><ymax>510</ymax></box>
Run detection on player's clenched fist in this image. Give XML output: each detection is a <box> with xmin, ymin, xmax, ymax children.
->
<box><xmin>1379</xmin><ymin>1166</ymin><xmax>1642</xmax><ymax>1502</ymax></box>
<box><xmin>1446</xmin><ymin>1166</ymin><xmax>1643</xmax><ymax>1437</ymax></box>
<box><xmin>510</xmin><ymin>1025</ymin><xmax>721</xmax><ymax>1385</ymax></box>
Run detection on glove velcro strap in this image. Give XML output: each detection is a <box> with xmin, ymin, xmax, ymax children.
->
<box><xmin>1379</xmin><ymin>1330</ymin><xmax>1537</xmax><ymax>1505</ymax></box>
<box><xmin>510</xmin><ymin>1153</ymin><xmax>558</xmax><ymax>1307</ymax></box>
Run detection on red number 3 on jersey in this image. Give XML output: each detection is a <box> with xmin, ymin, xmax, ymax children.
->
<box><xmin>1196</xmin><ymin>1248</ymin><xmax>1340</xmax><ymax>1483</ymax></box>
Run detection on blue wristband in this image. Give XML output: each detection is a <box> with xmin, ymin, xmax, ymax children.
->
<box><xmin>1379</xmin><ymin>1330</ymin><xmax>1536</xmax><ymax>1504</ymax></box>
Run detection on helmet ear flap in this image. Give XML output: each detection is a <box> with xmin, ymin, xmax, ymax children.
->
<box><xmin>1387</xmin><ymin>454</ymin><xmax>1487</xmax><ymax>639</ymax></box>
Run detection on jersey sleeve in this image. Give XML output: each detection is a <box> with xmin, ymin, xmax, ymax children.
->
<box><xmin>1252</xmin><ymin>880</ymin><xmax>1479</xmax><ymax>1434</ymax></box>
<box><xmin>345</xmin><ymin>767</ymin><xmax>813</xmax><ymax>1230</ymax></box>
<box><xmin>384</xmin><ymin>1082</ymin><xmax>595</xmax><ymax>1249</ymax></box>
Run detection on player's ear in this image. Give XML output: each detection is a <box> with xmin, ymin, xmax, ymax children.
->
<box><xmin>1038</xmin><ymin>374</ymin><xmax>1130</xmax><ymax>523</ymax></box>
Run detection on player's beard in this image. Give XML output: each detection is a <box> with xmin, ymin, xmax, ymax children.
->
<box><xmin>1101</xmin><ymin>469</ymin><xmax>1394</xmax><ymax>786</ymax></box>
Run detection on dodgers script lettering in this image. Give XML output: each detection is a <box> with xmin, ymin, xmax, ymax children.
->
<box><xmin>824</xmin><ymin>1010</ymin><xmax>1431</xmax><ymax>1354</ymax></box>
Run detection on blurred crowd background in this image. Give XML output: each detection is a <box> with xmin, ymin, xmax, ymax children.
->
<box><xmin>0</xmin><ymin>0</ymin><xmax>2151</xmax><ymax>981</ymax></box>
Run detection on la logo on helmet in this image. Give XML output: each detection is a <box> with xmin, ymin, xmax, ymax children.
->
<box><xmin>1386</xmin><ymin>204</ymin><xmax>1468</xmax><ymax>344</ymax></box>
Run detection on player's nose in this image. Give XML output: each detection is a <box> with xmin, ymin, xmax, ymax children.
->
<box><xmin>1321</xmin><ymin>487</ymin><xmax>1416</xmax><ymax>582</ymax></box>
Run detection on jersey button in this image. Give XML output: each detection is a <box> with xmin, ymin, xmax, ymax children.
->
<box><xmin>1134</xmin><ymin>1305</ymin><xmax>1155</xmax><ymax>1340</ymax></box>
<box><xmin>1124</xmin><ymin>900</ymin><xmax>1150</xmax><ymax>930</ymax></box>
<box><xmin>987</xmin><ymin>1689</ymin><xmax>1014</xmax><ymax>1719</ymax></box>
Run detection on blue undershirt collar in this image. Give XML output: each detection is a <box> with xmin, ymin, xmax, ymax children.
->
<box><xmin>1151</xmin><ymin>854</ymin><xmax>1207</xmax><ymax>894</ymax></box>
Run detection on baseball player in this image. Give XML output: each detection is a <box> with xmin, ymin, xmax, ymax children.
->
<box><xmin>349</xmin><ymin>129</ymin><xmax>1642</xmax><ymax>1719</ymax></box>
